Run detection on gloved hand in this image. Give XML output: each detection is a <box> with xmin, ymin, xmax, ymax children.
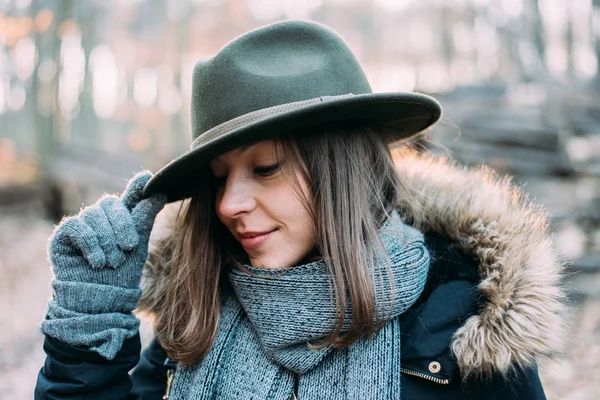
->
<box><xmin>40</xmin><ymin>171</ymin><xmax>167</xmax><ymax>359</ymax></box>
<box><xmin>49</xmin><ymin>171</ymin><xmax>166</xmax><ymax>288</ymax></box>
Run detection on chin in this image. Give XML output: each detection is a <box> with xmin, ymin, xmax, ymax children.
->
<box><xmin>250</xmin><ymin>255</ymin><xmax>296</xmax><ymax>270</ymax></box>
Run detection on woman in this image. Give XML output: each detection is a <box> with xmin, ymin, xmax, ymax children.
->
<box><xmin>36</xmin><ymin>21</ymin><xmax>564</xmax><ymax>399</ymax></box>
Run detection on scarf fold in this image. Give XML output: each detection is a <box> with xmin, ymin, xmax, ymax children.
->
<box><xmin>169</xmin><ymin>211</ymin><xmax>430</xmax><ymax>400</ymax></box>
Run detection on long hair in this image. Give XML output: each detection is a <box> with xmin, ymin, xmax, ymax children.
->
<box><xmin>152</xmin><ymin>123</ymin><xmax>407</xmax><ymax>364</ymax></box>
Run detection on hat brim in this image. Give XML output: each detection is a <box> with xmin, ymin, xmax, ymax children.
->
<box><xmin>143</xmin><ymin>92</ymin><xmax>442</xmax><ymax>202</ymax></box>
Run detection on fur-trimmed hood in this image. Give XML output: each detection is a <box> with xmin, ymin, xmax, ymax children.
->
<box><xmin>139</xmin><ymin>151</ymin><xmax>566</xmax><ymax>378</ymax></box>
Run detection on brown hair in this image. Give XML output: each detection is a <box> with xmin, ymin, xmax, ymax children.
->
<box><xmin>153</xmin><ymin>123</ymin><xmax>406</xmax><ymax>364</ymax></box>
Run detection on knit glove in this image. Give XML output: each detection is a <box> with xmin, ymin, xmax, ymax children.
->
<box><xmin>40</xmin><ymin>171</ymin><xmax>167</xmax><ymax>360</ymax></box>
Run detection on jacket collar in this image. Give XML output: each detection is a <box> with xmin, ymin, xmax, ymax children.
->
<box><xmin>399</xmin><ymin>230</ymin><xmax>482</xmax><ymax>384</ymax></box>
<box><xmin>139</xmin><ymin>150</ymin><xmax>566</xmax><ymax>379</ymax></box>
<box><xmin>400</xmin><ymin>277</ymin><xmax>479</xmax><ymax>385</ymax></box>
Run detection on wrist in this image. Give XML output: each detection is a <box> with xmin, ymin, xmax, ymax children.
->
<box><xmin>40</xmin><ymin>305</ymin><xmax>140</xmax><ymax>360</ymax></box>
<box><xmin>50</xmin><ymin>279</ymin><xmax>142</xmax><ymax>314</ymax></box>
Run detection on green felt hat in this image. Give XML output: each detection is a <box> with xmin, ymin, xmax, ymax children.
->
<box><xmin>144</xmin><ymin>20</ymin><xmax>442</xmax><ymax>202</ymax></box>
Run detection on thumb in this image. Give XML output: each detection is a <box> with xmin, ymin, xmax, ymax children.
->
<box><xmin>121</xmin><ymin>171</ymin><xmax>153</xmax><ymax>212</ymax></box>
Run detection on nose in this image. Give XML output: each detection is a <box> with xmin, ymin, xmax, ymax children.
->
<box><xmin>217</xmin><ymin>173</ymin><xmax>257</xmax><ymax>219</ymax></box>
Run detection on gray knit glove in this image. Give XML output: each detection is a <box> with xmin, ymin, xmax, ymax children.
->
<box><xmin>40</xmin><ymin>171</ymin><xmax>166</xmax><ymax>359</ymax></box>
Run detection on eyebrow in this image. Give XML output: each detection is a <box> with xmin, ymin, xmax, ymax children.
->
<box><xmin>213</xmin><ymin>143</ymin><xmax>254</xmax><ymax>163</ymax></box>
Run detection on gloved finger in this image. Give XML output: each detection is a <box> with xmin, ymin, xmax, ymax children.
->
<box><xmin>98</xmin><ymin>195</ymin><xmax>139</xmax><ymax>251</ymax></box>
<box><xmin>50</xmin><ymin>216</ymin><xmax>106</xmax><ymax>269</ymax></box>
<box><xmin>131</xmin><ymin>193</ymin><xmax>167</xmax><ymax>239</ymax></box>
<box><xmin>121</xmin><ymin>171</ymin><xmax>153</xmax><ymax>212</ymax></box>
<box><xmin>81</xmin><ymin>205</ymin><xmax>126</xmax><ymax>268</ymax></box>
<box><xmin>49</xmin><ymin>222</ymin><xmax>89</xmax><ymax>271</ymax></box>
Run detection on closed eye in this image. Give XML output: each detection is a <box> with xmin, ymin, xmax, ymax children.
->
<box><xmin>255</xmin><ymin>163</ymin><xmax>280</xmax><ymax>177</ymax></box>
<box><xmin>212</xmin><ymin>163</ymin><xmax>280</xmax><ymax>187</ymax></box>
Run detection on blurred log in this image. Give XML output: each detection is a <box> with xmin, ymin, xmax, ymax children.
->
<box><xmin>0</xmin><ymin>183</ymin><xmax>62</xmax><ymax>222</ymax></box>
<box><xmin>432</xmin><ymin>140</ymin><xmax>573</xmax><ymax>176</ymax></box>
<box><xmin>458</xmin><ymin>113</ymin><xmax>561</xmax><ymax>151</ymax></box>
<box><xmin>0</xmin><ymin>185</ymin><xmax>42</xmax><ymax>206</ymax></box>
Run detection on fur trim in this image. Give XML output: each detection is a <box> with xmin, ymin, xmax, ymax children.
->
<box><xmin>393</xmin><ymin>149</ymin><xmax>566</xmax><ymax>379</ymax></box>
<box><xmin>139</xmin><ymin>151</ymin><xmax>566</xmax><ymax>378</ymax></box>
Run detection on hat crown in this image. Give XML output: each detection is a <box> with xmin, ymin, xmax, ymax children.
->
<box><xmin>191</xmin><ymin>20</ymin><xmax>372</xmax><ymax>139</ymax></box>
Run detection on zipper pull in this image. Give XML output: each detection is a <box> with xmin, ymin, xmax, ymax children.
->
<box><xmin>163</xmin><ymin>369</ymin><xmax>175</xmax><ymax>400</ymax></box>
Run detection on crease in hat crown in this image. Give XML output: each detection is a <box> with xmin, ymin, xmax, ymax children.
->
<box><xmin>190</xmin><ymin>20</ymin><xmax>373</xmax><ymax>141</ymax></box>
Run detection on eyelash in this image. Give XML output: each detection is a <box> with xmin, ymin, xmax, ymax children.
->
<box><xmin>214</xmin><ymin>163</ymin><xmax>280</xmax><ymax>186</ymax></box>
<box><xmin>255</xmin><ymin>163</ymin><xmax>280</xmax><ymax>176</ymax></box>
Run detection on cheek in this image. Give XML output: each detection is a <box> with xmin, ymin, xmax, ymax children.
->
<box><xmin>268</xmin><ymin>185</ymin><xmax>308</xmax><ymax>221</ymax></box>
<box><xmin>276</xmin><ymin>191</ymin><xmax>315</xmax><ymax>244</ymax></box>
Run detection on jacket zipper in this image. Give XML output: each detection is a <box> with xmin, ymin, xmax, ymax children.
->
<box><xmin>400</xmin><ymin>368</ymin><xmax>449</xmax><ymax>385</ymax></box>
<box><xmin>162</xmin><ymin>366</ymin><xmax>446</xmax><ymax>398</ymax></box>
<box><xmin>288</xmin><ymin>369</ymin><xmax>446</xmax><ymax>399</ymax></box>
<box><xmin>163</xmin><ymin>369</ymin><xmax>175</xmax><ymax>399</ymax></box>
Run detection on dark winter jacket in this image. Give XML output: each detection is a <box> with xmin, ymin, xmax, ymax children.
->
<box><xmin>35</xmin><ymin>152</ymin><xmax>564</xmax><ymax>399</ymax></box>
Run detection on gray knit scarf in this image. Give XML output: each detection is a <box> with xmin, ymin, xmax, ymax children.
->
<box><xmin>169</xmin><ymin>211</ymin><xmax>430</xmax><ymax>400</ymax></box>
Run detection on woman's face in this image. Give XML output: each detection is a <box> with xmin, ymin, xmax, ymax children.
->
<box><xmin>209</xmin><ymin>140</ymin><xmax>316</xmax><ymax>270</ymax></box>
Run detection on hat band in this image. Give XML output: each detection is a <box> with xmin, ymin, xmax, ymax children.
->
<box><xmin>191</xmin><ymin>93</ymin><xmax>355</xmax><ymax>150</ymax></box>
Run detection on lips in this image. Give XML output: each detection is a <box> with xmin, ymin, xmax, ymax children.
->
<box><xmin>239</xmin><ymin>230</ymin><xmax>273</xmax><ymax>238</ymax></box>
<box><xmin>238</xmin><ymin>229</ymin><xmax>277</xmax><ymax>250</ymax></box>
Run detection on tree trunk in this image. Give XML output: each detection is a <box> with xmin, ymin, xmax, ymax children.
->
<box><xmin>593</xmin><ymin>0</ymin><xmax>600</xmax><ymax>82</ymax></box>
<box><xmin>566</xmin><ymin>2</ymin><xmax>575</xmax><ymax>78</ymax></box>
<box><xmin>531</xmin><ymin>0</ymin><xmax>548</xmax><ymax>77</ymax></box>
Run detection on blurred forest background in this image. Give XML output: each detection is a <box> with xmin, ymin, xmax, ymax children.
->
<box><xmin>1</xmin><ymin>0</ymin><xmax>600</xmax><ymax>399</ymax></box>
